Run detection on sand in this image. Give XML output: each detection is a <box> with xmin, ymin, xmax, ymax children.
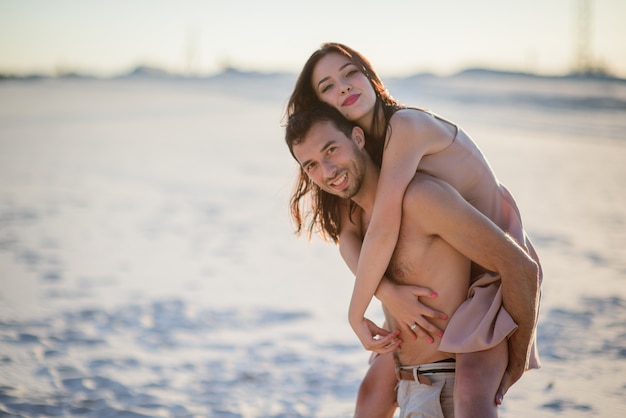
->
<box><xmin>0</xmin><ymin>72</ymin><xmax>625</xmax><ymax>417</ymax></box>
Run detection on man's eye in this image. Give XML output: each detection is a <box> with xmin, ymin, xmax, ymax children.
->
<box><xmin>305</xmin><ymin>163</ymin><xmax>316</xmax><ymax>172</ymax></box>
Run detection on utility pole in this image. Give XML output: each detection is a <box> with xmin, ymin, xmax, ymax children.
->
<box><xmin>575</xmin><ymin>0</ymin><xmax>593</xmax><ymax>74</ymax></box>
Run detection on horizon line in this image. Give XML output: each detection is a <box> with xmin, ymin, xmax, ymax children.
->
<box><xmin>1</xmin><ymin>63</ymin><xmax>624</xmax><ymax>83</ymax></box>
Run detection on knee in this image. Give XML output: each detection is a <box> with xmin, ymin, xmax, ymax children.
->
<box><xmin>355</xmin><ymin>353</ymin><xmax>398</xmax><ymax>418</ymax></box>
<box><xmin>356</xmin><ymin>373</ymin><xmax>380</xmax><ymax>406</ymax></box>
<box><xmin>355</xmin><ymin>372</ymin><xmax>396</xmax><ymax>418</ymax></box>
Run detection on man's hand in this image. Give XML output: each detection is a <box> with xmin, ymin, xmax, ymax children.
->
<box><xmin>496</xmin><ymin>253</ymin><xmax>540</xmax><ymax>405</ymax></box>
<box><xmin>351</xmin><ymin>317</ymin><xmax>402</xmax><ymax>354</ymax></box>
<box><xmin>496</xmin><ymin>328</ymin><xmax>533</xmax><ymax>404</ymax></box>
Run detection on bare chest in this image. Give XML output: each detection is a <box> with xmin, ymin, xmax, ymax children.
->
<box><xmin>360</xmin><ymin>212</ymin><xmax>434</xmax><ymax>285</ymax></box>
<box><xmin>386</xmin><ymin>234</ymin><xmax>434</xmax><ymax>285</ymax></box>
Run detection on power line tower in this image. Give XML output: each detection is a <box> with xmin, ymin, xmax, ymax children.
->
<box><xmin>575</xmin><ymin>0</ymin><xmax>593</xmax><ymax>74</ymax></box>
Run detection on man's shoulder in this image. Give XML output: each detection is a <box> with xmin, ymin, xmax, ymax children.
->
<box><xmin>404</xmin><ymin>173</ymin><xmax>455</xmax><ymax>208</ymax></box>
<box><xmin>402</xmin><ymin>174</ymin><xmax>466</xmax><ymax>234</ymax></box>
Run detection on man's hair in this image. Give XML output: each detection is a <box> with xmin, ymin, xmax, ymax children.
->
<box><xmin>285</xmin><ymin>103</ymin><xmax>357</xmax><ymax>243</ymax></box>
<box><xmin>285</xmin><ymin>102</ymin><xmax>355</xmax><ymax>158</ymax></box>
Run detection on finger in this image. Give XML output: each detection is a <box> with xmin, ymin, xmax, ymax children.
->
<box><xmin>373</xmin><ymin>330</ymin><xmax>400</xmax><ymax>346</ymax></box>
<box><xmin>412</xmin><ymin>316</ymin><xmax>444</xmax><ymax>339</ymax></box>
<box><xmin>413</xmin><ymin>304</ymin><xmax>449</xmax><ymax>321</ymax></box>
<box><xmin>399</xmin><ymin>322</ymin><xmax>418</xmax><ymax>341</ymax></box>
<box><xmin>407</xmin><ymin>286</ymin><xmax>439</xmax><ymax>298</ymax></box>
<box><xmin>410</xmin><ymin>325</ymin><xmax>435</xmax><ymax>344</ymax></box>
<box><xmin>372</xmin><ymin>325</ymin><xmax>394</xmax><ymax>337</ymax></box>
<box><xmin>364</xmin><ymin>319</ymin><xmax>392</xmax><ymax>337</ymax></box>
<box><xmin>381</xmin><ymin>336</ymin><xmax>403</xmax><ymax>353</ymax></box>
<box><xmin>366</xmin><ymin>335</ymin><xmax>402</xmax><ymax>353</ymax></box>
<box><xmin>496</xmin><ymin>370</ymin><xmax>513</xmax><ymax>405</ymax></box>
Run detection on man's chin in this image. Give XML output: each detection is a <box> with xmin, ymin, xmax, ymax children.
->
<box><xmin>324</xmin><ymin>188</ymin><xmax>350</xmax><ymax>199</ymax></box>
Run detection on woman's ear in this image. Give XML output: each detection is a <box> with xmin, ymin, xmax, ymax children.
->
<box><xmin>351</xmin><ymin>126</ymin><xmax>366</xmax><ymax>150</ymax></box>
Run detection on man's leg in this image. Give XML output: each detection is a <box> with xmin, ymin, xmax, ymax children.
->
<box><xmin>355</xmin><ymin>352</ymin><xmax>397</xmax><ymax>418</ymax></box>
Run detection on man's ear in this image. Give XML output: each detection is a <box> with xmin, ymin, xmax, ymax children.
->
<box><xmin>351</xmin><ymin>126</ymin><xmax>366</xmax><ymax>150</ymax></box>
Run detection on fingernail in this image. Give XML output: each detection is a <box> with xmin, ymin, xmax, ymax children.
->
<box><xmin>428</xmin><ymin>338</ymin><xmax>434</xmax><ymax>344</ymax></box>
<box><xmin>439</xmin><ymin>332</ymin><xmax>444</xmax><ymax>337</ymax></box>
<box><xmin>432</xmin><ymin>292</ymin><xmax>438</xmax><ymax>298</ymax></box>
<box><xmin>441</xmin><ymin>315</ymin><xmax>448</xmax><ymax>320</ymax></box>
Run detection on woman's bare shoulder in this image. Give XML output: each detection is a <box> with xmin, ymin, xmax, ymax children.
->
<box><xmin>388</xmin><ymin>108</ymin><xmax>442</xmax><ymax>135</ymax></box>
<box><xmin>385</xmin><ymin>108</ymin><xmax>450</xmax><ymax>152</ymax></box>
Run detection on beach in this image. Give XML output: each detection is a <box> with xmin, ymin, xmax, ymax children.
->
<box><xmin>0</xmin><ymin>71</ymin><xmax>625</xmax><ymax>417</ymax></box>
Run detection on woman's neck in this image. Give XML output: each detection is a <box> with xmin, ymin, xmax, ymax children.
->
<box><xmin>359</xmin><ymin>105</ymin><xmax>386</xmax><ymax>138</ymax></box>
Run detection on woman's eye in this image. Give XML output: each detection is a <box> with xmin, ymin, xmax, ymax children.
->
<box><xmin>320</xmin><ymin>84</ymin><xmax>332</xmax><ymax>93</ymax></box>
<box><xmin>346</xmin><ymin>66</ymin><xmax>361</xmax><ymax>77</ymax></box>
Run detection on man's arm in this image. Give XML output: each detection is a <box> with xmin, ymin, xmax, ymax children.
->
<box><xmin>406</xmin><ymin>175</ymin><xmax>540</xmax><ymax>389</ymax></box>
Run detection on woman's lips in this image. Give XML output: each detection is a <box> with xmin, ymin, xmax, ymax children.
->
<box><xmin>342</xmin><ymin>94</ymin><xmax>360</xmax><ymax>106</ymax></box>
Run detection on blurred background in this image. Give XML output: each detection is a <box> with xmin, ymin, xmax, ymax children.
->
<box><xmin>1</xmin><ymin>1</ymin><xmax>625</xmax><ymax>417</ymax></box>
<box><xmin>1</xmin><ymin>0</ymin><xmax>625</xmax><ymax>79</ymax></box>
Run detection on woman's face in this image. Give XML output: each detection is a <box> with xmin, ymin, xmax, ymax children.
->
<box><xmin>311</xmin><ymin>52</ymin><xmax>376</xmax><ymax>126</ymax></box>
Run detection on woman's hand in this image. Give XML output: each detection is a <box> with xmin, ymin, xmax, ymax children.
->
<box><xmin>376</xmin><ymin>279</ymin><xmax>448</xmax><ymax>342</ymax></box>
<box><xmin>351</xmin><ymin>317</ymin><xmax>402</xmax><ymax>354</ymax></box>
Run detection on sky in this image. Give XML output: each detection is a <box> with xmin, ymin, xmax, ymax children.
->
<box><xmin>1</xmin><ymin>0</ymin><xmax>625</xmax><ymax>78</ymax></box>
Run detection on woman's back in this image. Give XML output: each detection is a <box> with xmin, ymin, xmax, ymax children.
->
<box><xmin>413</xmin><ymin>109</ymin><xmax>516</xmax><ymax>238</ymax></box>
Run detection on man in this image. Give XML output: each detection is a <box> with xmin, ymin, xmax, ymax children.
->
<box><xmin>284</xmin><ymin>104</ymin><xmax>539</xmax><ymax>417</ymax></box>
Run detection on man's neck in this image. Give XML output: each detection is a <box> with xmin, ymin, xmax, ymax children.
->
<box><xmin>350</xmin><ymin>164</ymin><xmax>379</xmax><ymax>217</ymax></box>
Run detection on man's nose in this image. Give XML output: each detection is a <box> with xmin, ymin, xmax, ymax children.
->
<box><xmin>322</xmin><ymin>161</ymin><xmax>338</xmax><ymax>178</ymax></box>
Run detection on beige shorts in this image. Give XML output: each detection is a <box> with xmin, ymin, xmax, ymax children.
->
<box><xmin>397</xmin><ymin>372</ymin><xmax>455</xmax><ymax>418</ymax></box>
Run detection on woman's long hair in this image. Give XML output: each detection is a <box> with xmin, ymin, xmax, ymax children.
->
<box><xmin>285</xmin><ymin>43</ymin><xmax>401</xmax><ymax>242</ymax></box>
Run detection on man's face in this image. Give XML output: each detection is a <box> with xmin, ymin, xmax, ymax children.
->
<box><xmin>293</xmin><ymin>120</ymin><xmax>367</xmax><ymax>200</ymax></box>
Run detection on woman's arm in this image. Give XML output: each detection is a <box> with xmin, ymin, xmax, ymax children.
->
<box><xmin>338</xmin><ymin>206</ymin><xmax>400</xmax><ymax>353</ymax></box>
<box><xmin>348</xmin><ymin>110</ymin><xmax>453</xmax><ymax>346</ymax></box>
<box><xmin>338</xmin><ymin>202</ymin><xmax>446</xmax><ymax>351</ymax></box>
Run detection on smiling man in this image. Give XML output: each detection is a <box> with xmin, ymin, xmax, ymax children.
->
<box><xmin>284</xmin><ymin>103</ymin><xmax>539</xmax><ymax>418</ymax></box>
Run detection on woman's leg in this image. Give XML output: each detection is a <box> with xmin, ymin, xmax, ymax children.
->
<box><xmin>354</xmin><ymin>352</ymin><xmax>398</xmax><ymax>418</ymax></box>
<box><xmin>454</xmin><ymin>340</ymin><xmax>508</xmax><ymax>418</ymax></box>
